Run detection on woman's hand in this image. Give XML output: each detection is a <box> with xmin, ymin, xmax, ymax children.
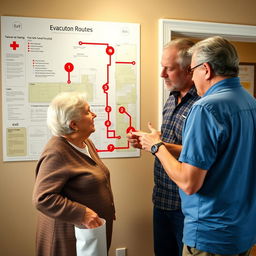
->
<box><xmin>82</xmin><ymin>207</ymin><xmax>102</xmax><ymax>229</ymax></box>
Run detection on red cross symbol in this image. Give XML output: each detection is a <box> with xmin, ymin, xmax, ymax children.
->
<box><xmin>10</xmin><ymin>41</ymin><xmax>19</xmax><ymax>50</ymax></box>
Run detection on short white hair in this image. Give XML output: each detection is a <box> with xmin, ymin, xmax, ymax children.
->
<box><xmin>188</xmin><ymin>36</ymin><xmax>239</xmax><ymax>77</ymax></box>
<box><xmin>47</xmin><ymin>91</ymin><xmax>87</xmax><ymax>136</ymax></box>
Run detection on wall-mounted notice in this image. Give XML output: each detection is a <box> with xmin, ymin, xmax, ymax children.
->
<box><xmin>1</xmin><ymin>16</ymin><xmax>140</xmax><ymax>161</ymax></box>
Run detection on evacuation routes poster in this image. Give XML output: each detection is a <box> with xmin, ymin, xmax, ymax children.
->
<box><xmin>1</xmin><ymin>16</ymin><xmax>140</xmax><ymax>161</ymax></box>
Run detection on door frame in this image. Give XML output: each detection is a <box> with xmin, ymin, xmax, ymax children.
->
<box><xmin>158</xmin><ymin>19</ymin><xmax>256</xmax><ymax>125</ymax></box>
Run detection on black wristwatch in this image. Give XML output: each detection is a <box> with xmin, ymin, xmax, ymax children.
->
<box><xmin>151</xmin><ymin>142</ymin><xmax>164</xmax><ymax>155</ymax></box>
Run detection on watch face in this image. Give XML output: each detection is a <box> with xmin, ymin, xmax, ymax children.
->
<box><xmin>151</xmin><ymin>142</ymin><xmax>163</xmax><ymax>155</ymax></box>
<box><xmin>151</xmin><ymin>144</ymin><xmax>158</xmax><ymax>154</ymax></box>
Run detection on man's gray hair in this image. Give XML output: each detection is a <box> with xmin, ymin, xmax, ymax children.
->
<box><xmin>47</xmin><ymin>91</ymin><xmax>87</xmax><ymax>136</ymax></box>
<box><xmin>188</xmin><ymin>36</ymin><xmax>239</xmax><ymax>77</ymax></box>
<box><xmin>164</xmin><ymin>38</ymin><xmax>195</xmax><ymax>68</ymax></box>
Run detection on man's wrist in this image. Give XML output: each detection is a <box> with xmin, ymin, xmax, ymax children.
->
<box><xmin>151</xmin><ymin>141</ymin><xmax>164</xmax><ymax>155</ymax></box>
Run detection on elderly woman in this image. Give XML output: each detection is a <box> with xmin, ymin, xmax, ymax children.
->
<box><xmin>32</xmin><ymin>91</ymin><xmax>115</xmax><ymax>256</ymax></box>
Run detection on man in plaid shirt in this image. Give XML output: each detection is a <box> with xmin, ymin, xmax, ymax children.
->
<box><xmin>128</xmin><ymin>38</ymin><xmax>199</xmax><ymax>256</ymax></box>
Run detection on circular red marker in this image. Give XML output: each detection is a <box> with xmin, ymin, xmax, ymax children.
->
<box><xmin>78</xmin><ymin>41</ymin><xmax>83</xmax><ymax>45</ymax></box>
<box><xmin>64</xmin><ymin>62</ymin><xmax>74</xmax><ymax>72</ymax></box>
<box><xmin>107</xmin><ymin>144</ymin><xmax>115</xmax><ymax>152</ymax></box>
<box><xmin>119</xmin><ymin>107</ymin><xmax>126</xmax><ymax>113</ymax></box>
<box><xmin>126</xmin><ymin>126</ymin><xmax>136</xmax><ymax>134</ymax></box>
<box><xmin>105</xmin><ymin>120</ymin><xmax>111</xmax><ymax>127</ymax></box>
<box><xmin>105</xmin><ymin>106</ymin><xmax>112</xmax><ymax>112</ymax></box>
<box><xmin>106</xmin><ymin>46</ymin><xmax>115</xmax><ymax>55</ymax></box>
<box><xmin>102</xmin><ymin>84</ymin><xmax>109</xmax><ymax>91</ymax></box>
<box><xmin>132</xmin><ymin>61</ymin><xmax>136</xmax><ymax>65</ymax></box>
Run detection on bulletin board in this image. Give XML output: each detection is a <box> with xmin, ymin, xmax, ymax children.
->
<box><xmin>239</xmin><ymin>62</ymin><xmax>256</xmax><ymax>97</ymax></box>
<box><xmin>1</xmin><ymin>16</ymin><xmax>141</xmax><ymax>161</ymax></box>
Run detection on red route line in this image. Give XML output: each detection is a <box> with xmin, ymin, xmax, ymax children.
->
<box><xmin>107</xmin><ymin>130</ymin><xmax>121</xmax><ymax>139</ymax></box>
<box><xmin>115</xmin><ymin>61</ymin><xmax>136</xmax><ymax>65</ymax></box>
<box><xmin>107</xmin><ymin>55</ymin><xmax>111</xmax><ymax>84</ymax></box>
<box><xmin>79</xmin><ymin>41</ymin><xmax>136</xmax><ymax>152</ymax></box>
<box><xmin>67</xmin><ymin>72</ymin><xmax>71</xmax><ymax>84</ymax></box>
<box><xmin>115</xmin><ymin>141</ymin><xmax>130</xmax><ymax>150</ymax></box>
<box><xmin>123</xmin><ymin>110</ymin><xmax>132</xmax><ymax>128</ymax></box>
<box><xmin>104</xmin><ymin>55</ymin><xmax>120</xmax><ymax>139</ymax></box>
<box><xmin>97</xmin><ymin>149</ymin><xmax>110</xmax><ymax>152</ymax></box>
<box><xmin>79</xmin><ymin>42</ymin><xmax>109</xmax><ymax>46</ymax></box>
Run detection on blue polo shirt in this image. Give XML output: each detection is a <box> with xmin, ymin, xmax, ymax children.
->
<box><xmin>179</xmin><ymin>77</ymin><xmax>256</xmax><ymax>254</ymax></box>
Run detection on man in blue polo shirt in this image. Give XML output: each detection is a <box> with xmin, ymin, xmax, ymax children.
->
<box><xmin>134</xmin><ymin>36</ymin><xmax>256</xmax><ymax>256</ymax></box>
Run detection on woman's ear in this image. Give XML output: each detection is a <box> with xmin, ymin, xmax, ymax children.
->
<box><xmin>69</xmin><ymin>120</ymin><xmax>78</xmax><ymax>132</ymax></box>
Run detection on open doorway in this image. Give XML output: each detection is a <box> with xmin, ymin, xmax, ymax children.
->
<box><xmin>158</xmin><ymin>19</ymin><xmax>256</xmax><ymax>124</ymax></box>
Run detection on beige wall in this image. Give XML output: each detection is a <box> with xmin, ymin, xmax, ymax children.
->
<box><xmin>0</xmin><ymin>1</ymin><xmax>256</xmax><ymax>256</ymax></box>
<box><xmin>234</xmin><ymin>41</ymin><xmax>256</xmax><ymax>62</ymax></box>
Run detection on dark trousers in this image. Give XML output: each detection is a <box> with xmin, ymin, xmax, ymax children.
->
<box><xmin>153</xmin><ymin>207</ymin><xmax>184</xmax><ymax>256</ymax></box>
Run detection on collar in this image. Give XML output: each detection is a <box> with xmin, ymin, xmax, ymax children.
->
<box><xmin>203</xmin><ymin>77</ymin><xmax>241</xmax><ymax>97</ymax></box>
<box><xmin>169</xmin><ymin>85</ymin><xmax>198</xmax><ymax>100</ymax></box>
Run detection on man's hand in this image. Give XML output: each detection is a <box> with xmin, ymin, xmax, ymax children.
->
<box><xmin>132</xmin><ymin>122</ymin><xmax>161</xmax><ymax>152</ymax></box>
<box><xmin>127</xmin><ymin>131</ymin><xmax>143</xmax><ymax>149</ymax></box>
